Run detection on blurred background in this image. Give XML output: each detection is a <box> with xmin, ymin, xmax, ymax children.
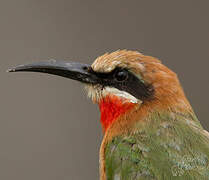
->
<box><xmin>1</xmin><ymin>0</ymin><xmax>209</xmax><ymax>180</ymax></box>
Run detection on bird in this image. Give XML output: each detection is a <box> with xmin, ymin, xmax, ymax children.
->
<box><xmin>8</xmin><ymin>50</ymin><xmax>209</xmax><ymax>180</ymax></box>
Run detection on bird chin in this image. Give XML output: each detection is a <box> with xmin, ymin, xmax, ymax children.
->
<box><xmin>85</xmin><ymin>84</ymin><xmax>142</xmax><ymax>104</ymax></box>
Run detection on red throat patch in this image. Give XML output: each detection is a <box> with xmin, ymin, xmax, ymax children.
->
<box><xmin>99</xmin><ymin>95</ymin><xmax>136</xmax><ymax>131</ymax></box>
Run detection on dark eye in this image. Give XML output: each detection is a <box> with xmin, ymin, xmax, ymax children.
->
<box><xmin>114</xmin><ymin>69</ymin><xmax>128</xmax><ymax>81</ymax></box>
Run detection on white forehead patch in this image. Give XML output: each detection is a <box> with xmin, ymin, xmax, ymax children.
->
<box><xmin>85</xmin><ymin>85</ymin><xmax>141</xmax><ymax>104</ymax></box>
<box><xmin>92</xmin><ymin>59</ymin><xmax>145</xmax><ymax>74</ymax></box>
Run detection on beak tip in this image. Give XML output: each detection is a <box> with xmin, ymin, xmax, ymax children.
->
<box><xmin>7</xmin><ymin>65</ymin><xmax>24</xmax><ymax>72</ymax></box>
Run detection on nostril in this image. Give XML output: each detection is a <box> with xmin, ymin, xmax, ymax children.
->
<box><xmin>83</xmin><ymin>66</ymin><xmax>93</xmax><ymax>73</ymax></box>
<box><xmin>82</xmin><ymin>66</ymin><xmax>88</xmax><ymax>71</ymax></box>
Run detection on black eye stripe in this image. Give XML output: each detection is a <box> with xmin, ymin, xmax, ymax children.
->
<box><xmin>92</xmin><ymin>68</ymin><xmax>127</xmax><ymax>79</ymax></box>
<box><xmin>92</xmin><ymin>67</ymin><xmax>154</xmax><ymax>100</ymax></box>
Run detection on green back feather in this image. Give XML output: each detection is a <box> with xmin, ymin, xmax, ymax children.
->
<box><xmin>105</xmin><ymin>111</ymin><xmax>209</xmax><ymax>180</ymax></box>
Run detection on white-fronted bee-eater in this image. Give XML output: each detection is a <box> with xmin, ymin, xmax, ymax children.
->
<box><xmin>8</xmin><ymin>50</ymin><xmax>209</xmax><ymax>180</ymax></box>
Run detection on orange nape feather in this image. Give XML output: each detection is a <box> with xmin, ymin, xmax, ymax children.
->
<box><xmin>99</xmin><ymin>95</ymin><xmax>136</xmax><ymax>131</ymax></box>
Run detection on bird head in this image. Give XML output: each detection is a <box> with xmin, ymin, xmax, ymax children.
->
<box><xmin>8</xmin><ymin>50</ymin><xmax>192</xmax><ymax>133</ymax></box>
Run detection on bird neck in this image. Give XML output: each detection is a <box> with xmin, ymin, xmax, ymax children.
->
<box><xmin>99</xmin><ymin>95</ymin><xmax>197</xmax><ymax>137</ymax></box>
<box><xmin>99</xmin><ymin>95</ymin><xmax>136</xmax><ymax>132</ymax></box>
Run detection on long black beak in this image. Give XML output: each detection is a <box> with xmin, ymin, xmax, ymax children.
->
<box><xmin>7</xmin><ymin>60</ymin><xmax>98</xmax><ymax>84</ymax></box>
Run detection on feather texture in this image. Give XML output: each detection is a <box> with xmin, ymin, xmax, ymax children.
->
<box><xmin>104</xmin><ymin>111</ymin><xmax>209</xmax><ymax>180</ymax></box>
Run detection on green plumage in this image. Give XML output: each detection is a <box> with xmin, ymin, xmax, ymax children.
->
<box><xmin>105</xmin><ymin>111</ymin><xmax>209</xmax><ymax>180</ymax></box>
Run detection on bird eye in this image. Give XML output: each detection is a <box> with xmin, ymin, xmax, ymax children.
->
<box><xmin>114</xmin><ymin>69</ymin><xmax>128</xmax><ymax>82</ymax></box>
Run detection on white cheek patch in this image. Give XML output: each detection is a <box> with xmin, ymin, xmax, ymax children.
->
<box><xmin>103</xmin><ymin>87</ymin><xmax>139</xmax><ymax>103</ymax></box>
<box><xmin>85</xmin><ymin>85</ymin><xmax>140</xmax><ymax>104</ymax></box>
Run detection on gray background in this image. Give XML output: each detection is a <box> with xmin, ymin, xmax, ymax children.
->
<box><xmin>1</xmin><ymin>0</ymin><xmax>209</xmax><ymax>180</ymax></box>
